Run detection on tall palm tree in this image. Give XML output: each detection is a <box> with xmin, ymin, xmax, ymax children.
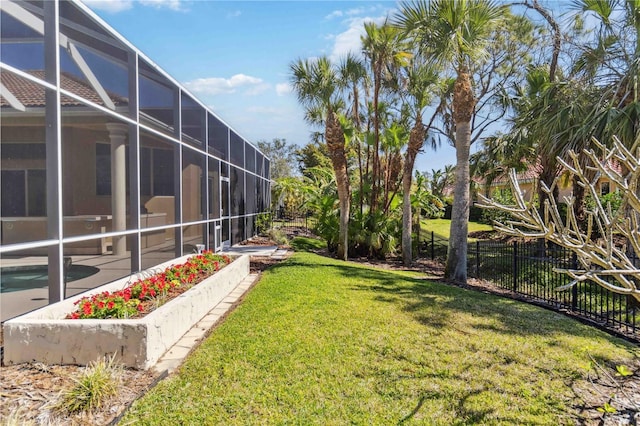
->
<box><xmin>290</xmin><ymin>57</ymin><xmax>350</xmax><ymax>260</ymax></box>
<box><xmin>396</xmin><ymin>0</ymin><xmax>505</xmax><ymax>282</ymax></box>
<box><xmin>361</xmin><ymin>21</ymin><xmax>412</xmax><ymax>213</ymax></box>
<box><xmin>399</xmin><ymin>61</ymin><xmax>439</xmax><ymax>266</ymax></box>
<box><xmin>571</xmin><ymin>0</ymin><xmax>639</xmax><ymax>148</ymax></box>
<box><xmin>339</xmin><ymin>54</ymin><xmax>368</xmax><ymax>216</ymax></box>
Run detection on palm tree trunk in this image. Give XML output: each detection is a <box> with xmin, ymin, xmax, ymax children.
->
<box><xmin>326</xmin><ymin>112</ymin><xmax>350</xmax><ymax>260</ymax></box>
<box><xmin>354</xmin><ymin>87</ymin><xmax>365</xmax><ymax>217</ymax></box>
<box><xmin>445</xmin><ymin>123</ymin><xmax>471</xmax><ymax>282</ymax></box>
<box><xmin>371</xmin><ymin>70</ymin><xmax>381</xmax><ymax>213</ymax></box>
<box><xmin>402</xmin><ymin>122</ymin><xmax>425</xmax><ymax>266</ymax></box>
<box><xmin>445</xmin><ymin>70</ymin><xmax>475</xmax><ymax>283</ymax></box>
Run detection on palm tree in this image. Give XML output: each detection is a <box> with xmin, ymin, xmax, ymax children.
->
<box><xmin>571</xmin><ymin>0</ymin><xmax>639</xmax><ymax>148</ymax></box>
<box><xmin>396</xmin><ymin>0</ymin><xmax>505</xmax><ymax>282</ymax></box>
<box><xmin>427</xmin><ymin>165</ymin><xmax>455</xmax><ymax>199</ymax></box>
<box><xmin>290</xmin><ymin>57</ymin><xmax>350</xmax><ymax>260</ymax></box>
<box><xmin>399</xmin><ymin>61</ymin><xmax>439</xmax><ymax>266</ymax></box>
<box><xmin>339</xmin><ymin>54</ymin><xmax>368</xmax><ymax>216</ymax></box>
<box><xmin>361</xmin><ymin>21</ymin><xmax>412</xmax><ymax>213</ymax></box>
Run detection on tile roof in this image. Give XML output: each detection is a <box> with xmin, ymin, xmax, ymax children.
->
<box><xmin>489</xmin><ymin>162</ymin><xmax>544</xmax><ymax>186</ymax></box>
<box><xmin>484</xmin><ymin>158</ymin><xmax>622</xmax><ymax>186</ymax></box>
<box><xmin>1</xmin><ymin>70</ymin><xmax>127</xmax><ymax>109</ymax></box>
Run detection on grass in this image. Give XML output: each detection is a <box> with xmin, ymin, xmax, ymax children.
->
<box><xmin>124</xmin><ymin>252</ymin><xmax>638</xmax><ymax>425</ymax></box>
<box><xmin>422</xmin><ymin>218</ymin><xmax>494</xmax><ymax>241</ymax></box>
<box><xmin>290</xmin><ymin>235</ymin><xmax>325</xmax><ymax>252</ymax></box>
<box><xmin>57</xmin><ymin>354</ymin><xmax>121</xmax><ymax>414</ymax></box>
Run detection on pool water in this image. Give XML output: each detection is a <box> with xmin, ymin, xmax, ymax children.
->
<box><xmin>0</xmin><ymin>265</ymin><xmax>99</xmax><ymax>293</ymax></box>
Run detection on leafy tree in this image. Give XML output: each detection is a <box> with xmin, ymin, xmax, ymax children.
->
<box><xmin>256</xmin><ymin>138</ymin><xmax>297</xmax><ymax>180</ymax></box>
<box><xmin>295</xmin><ymin>141</ymin><xmax>332</xmax><ymax>178</ymax></box>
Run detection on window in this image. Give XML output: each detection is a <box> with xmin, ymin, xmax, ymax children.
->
<box><xmin>96</xmin><ymin>143</ymin><xmax>173</xmax><ymax>196</ymax></box>
<box><xmin>601</xmin><ymin>181</ymin><xmax>610</xmax><ymax>196</ymax></box>
<box><xmin>1</xmin><ymin>169</ymin><xmax>46</xmax><ymax>217</ymax></box>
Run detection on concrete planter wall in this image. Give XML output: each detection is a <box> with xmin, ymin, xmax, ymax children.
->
<box><xmin>3</xmin><ymin>254</ymin><xmax>249</xmax><ymax>370</ymax></box>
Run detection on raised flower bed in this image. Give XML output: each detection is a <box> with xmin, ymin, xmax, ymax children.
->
<box><xmin>3</xmin><ymin>253</ymin><xmax>250</xmax><ymax>370</ymax></box>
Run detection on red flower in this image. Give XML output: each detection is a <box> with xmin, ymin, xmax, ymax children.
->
<box><xmin>82</xmin><ymin>302</ymin><xmax>93</xmax><ymax>316</ymax></box>
<box><xmin>67</xmin><ymin>253</ymin><xmax>231</xmax><ymax>319</ymax></box>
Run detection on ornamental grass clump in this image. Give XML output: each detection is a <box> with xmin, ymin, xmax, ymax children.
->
<box><xmin>57</xmin><ymin>354</ymin><xmax>121</xmax><ymax>414</ymax></box>
<box><xmin>67</xmin><ymin>251</ymin><xmax>231</xmax><ymax>320</ymax></box>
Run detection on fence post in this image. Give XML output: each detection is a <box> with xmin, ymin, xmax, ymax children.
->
<box><xmin>431</xmin><ymin>231</ymin><xmax>435</xmax><ymax>260</ymax></box>
<box><xmin>571</xmin><ymin>252</ymin><xmax>578</xmax><ymax>311</ymax></box>
<box><xmin>476</xmin><ymin>240</ymin><xmax>480</xmax><ymax>278</ymax></box>
<box><xmin>512</xmin><ymin>241</ymin><xmax>518</xmax><ymax>293</ymax></box>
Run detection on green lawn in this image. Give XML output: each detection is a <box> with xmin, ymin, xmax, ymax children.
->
<box><xmin>124</xmin><ymin>252</ymin><xmax>637</xmax><ymax>425</ymax></box>
<box><xmin>422</xmin><ymin>218</ymin><xmax>494</xmax><ymax>241</ymax></box>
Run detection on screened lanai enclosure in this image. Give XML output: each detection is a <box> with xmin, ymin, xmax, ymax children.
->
<box><xmin>0</xmin><ymin>0</ymin><xmax>271</xmax><ymax>321</ymax></box>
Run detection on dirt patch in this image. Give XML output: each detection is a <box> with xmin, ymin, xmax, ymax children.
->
<box><xmin>239</xmin><ymin>236</ymin><xmax>279</xmax><ymax>246</ymax></box>
<box><xmin>468</xmin><ymin>230</ymin><xmax>498</xmax><ymax>240</ymax></box>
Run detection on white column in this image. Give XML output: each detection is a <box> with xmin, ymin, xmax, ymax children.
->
<box><xmin>106</xmin><ymin>122</ymin><xmax>128</xmax><ymax>256</ymax></box>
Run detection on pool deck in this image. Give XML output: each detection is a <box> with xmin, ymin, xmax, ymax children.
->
<box><xmin>0</xmin><ymin>245</ymin><xmax>279</xmax><ymax>323</ymax></box>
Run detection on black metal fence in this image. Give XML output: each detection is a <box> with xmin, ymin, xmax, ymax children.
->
<box><xmin>266</xmin><ymin>211</ymin><xmax>638</xmax><ymax>339</ymax></box>
<box><xmin>269</xmin><ymin>208</ymin><xmax>313</xmax><ymax>232</ymax></box>
<box><xmin>424</xmin><ymin>233</ymin><xmax>638</xmax><ymax>339</ymax></box>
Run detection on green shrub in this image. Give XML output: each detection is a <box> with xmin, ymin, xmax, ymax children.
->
<box><xmin>481</xmin><ymin>188</ymin><xmax>517</xmax><ymax>225</ymax></box>
<box><xmin>267</xmin><ymin>228</ymin><xmax>289</xmax><ymax>246</ymax></box>
<box><xmin>586</xmin><ymin>190</ymin><xmax>623</xmax><ymax>216</ymax></box>
<box><xmin>256</xmin><ymin>212</ymin><xmax>272</xmax><ymax>235</ymax></box>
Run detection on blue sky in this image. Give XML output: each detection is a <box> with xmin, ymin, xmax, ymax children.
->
<box><xmin>83</xmin><ymin>0</ymin><xmax>465</xmax><ymax>173</ymax></box>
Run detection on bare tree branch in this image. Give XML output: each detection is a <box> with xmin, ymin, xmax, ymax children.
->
<box><xmin>477</xmin><ymin>138</ymin><xmax>640</xmax><ymax>302</ymax></box>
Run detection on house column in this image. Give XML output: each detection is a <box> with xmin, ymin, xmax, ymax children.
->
<box><xmin>106</xmin><ymin>122</ymin><xmax>128</xmax><ymax>256</ymax></box>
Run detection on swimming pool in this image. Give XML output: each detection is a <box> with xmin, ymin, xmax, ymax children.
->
<box><xmin>0</xmin><ymin>265</ymin><xmax>99</xmax><ymax>293</ymax></box>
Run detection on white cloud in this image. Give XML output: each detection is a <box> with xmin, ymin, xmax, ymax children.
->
<box><xmin>82</xmin><ymin>0</ymin><xmax>133</xmax><ymax>13</ymax></box>
<box><xmin>83</xmin><ymin>0</ymin><xmax>186</xmax><ymax>12</ymax></box>
<box><xmin>185</xmin><ymin>74</ymin><xmax>266</xmax><ymax>96</ymax></box>
<box><xmin>226</xmin><ymin>10</ymin><xmax>242</xmax><ymax>19</ymax></box>
<box><xmin>275</xmin><ymin>83</ymin><xmax>292</xmax><ymax>96</ymax></box>
<box><xmin>325</xmin><ymin>5</ymin><xmax>385</xmax><ymax>20</ymax></box>
<box><xmin>325</xmin><ymin>10</ymin><xmax>344</xmax><ymax>20</ymax></box>
<box><xmin>329</xmin><ymin>15</ymin><xmax>388</xmax><ymax>61</ymax></box>
<box><xmin>139</xmin><ymin>0</ymin><xmax>185</xmax><ymax>11</ymax></box>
